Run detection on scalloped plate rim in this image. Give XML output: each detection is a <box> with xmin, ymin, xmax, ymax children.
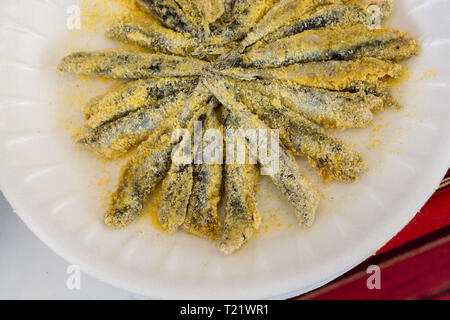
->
<box><xmin>1</xmin><ymin>0</ymin><xmax>450</xmax><ymax>299</ymax></box>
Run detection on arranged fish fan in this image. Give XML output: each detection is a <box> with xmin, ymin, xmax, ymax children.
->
<box><xmin>58</xmin><ymin>0</ymin><xmax>419</xmax><ymax>254</ymax></box>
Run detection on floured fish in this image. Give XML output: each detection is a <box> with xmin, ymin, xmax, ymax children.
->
<box><xmin>84</xmin><ymin>77</ymin><xmax>198</xmax><ymax>128</ymax></box>
<box><xmin>239</xmin><ymin>24</ymin><xmax>419</xmax><ymax>68</ymax></box>
<box><xmin>58</xmin><ymin>50</ymin><xmax>209</xmax><ymax>79</ymax></box>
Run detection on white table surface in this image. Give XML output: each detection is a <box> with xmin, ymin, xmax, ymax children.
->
<box><xmin>0</xmin><ymin>192</ymin><xmax>136</xmax><ymax>300</ymax></box>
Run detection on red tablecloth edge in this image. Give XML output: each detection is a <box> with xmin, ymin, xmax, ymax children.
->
<box><xmin>379</xmin><ymin>170</ymin><xmax>450</xmax><ymax>252</ymax></box>
<box><xmin>294</xmin><ymin>169</ymin><xmax>450</xmax><ymax>300</ymax></box>
<box><xmin>296</xmin><ymin>225</ymin><xmax>450</xmax><ymax>300</ymax></box>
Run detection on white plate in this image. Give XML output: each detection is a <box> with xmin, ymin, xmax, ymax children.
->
<box><xmin>1</xmin><ymin>0</ymin><xmax>449</xmax><ymax>299</ymax></box>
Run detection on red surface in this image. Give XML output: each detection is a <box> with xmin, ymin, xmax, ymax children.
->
<box><xmin>379</xmin><ymin>185</ymin><xmax>450</xmax><ymax>252</ymax></box>
<box><xmin>304</xmin><ymin>234</ymin><xmax>450</xmax><ymax>300</ymax></box>
<box><xmin>295</xmin><ymin>169</ymin><xmax>450</xmax><ymax>300</ymax></box>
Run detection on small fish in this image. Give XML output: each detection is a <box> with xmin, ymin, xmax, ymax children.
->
<box><xmin>221</xmin><ymin>57</ymin><xmax>401</xmax><ymax>113</ymax></box>
<box><xmin>135</xmin><ymin>0</ymin><xmax>202</xmax><ymax>38</ymax></box>
<box><xmin>200</xmin><ymin>0</ymin><xmax>279</xmax><ymax>67</ymax></box>
<box><xmin>104</xmin><ymin>85</ymin><xmax>211</xmax><ymax>228</ymax></box>
<box><xmin>354</xmin><ymin>81</ymin><xmax>401</xmax><ymax>112</ymax></box>
<box><xmin>240</xmin><ymin>0</ymin><xmax>345</xmax><ymax>49</ymax></box>
<box><xmin>253</xmin><ymin>0</ymin><xmax>393</xmax><ymax>47</ymax></box>
<box><xmin>220</xmin><ymin>0</ymin><xmax>236</xmax><ymax>24</ymax></box>
<box><xmin>183</xmin><ymin>103</ymin><xmax>223</xmax><ymax>240</ymax></box>
<box><xmin>58</xmin><ymin>50</ymin><xmax>209</xmax><ymax>79</ymax></box>
<box><xmin>85</xmin><ymin>77</ymin><xmax>198</xmax><ymax>128</ymax></box>
<box><xmin>203</xmin><ymin>73</ymin><xmax>320</xmax><ymax>226</ymax></box>
<box><xmin>239</xmin><ymin>24</ymin><xmax>418</xmax><ymax>68</ymax></box>
<box><xmin>253</xmin><ymin>3</ymin><xmax>366</xmax><ymax>48</ymax></box>
<box><xmin>208</xmin><ymin>0</ymin><xmax>236</xmax><ymax>35</ymax></box>
<box><xmin>219</xmin><ymin>107</ymin><xmax>260</xmax><ymax>254</ymax></box>
<box><xmin>106</xmin><ymin>18</ymin><xmax>199</xmax><ymax>56</ymax></box>
<box><xmin>353</xmin><ymin>37</ymin><xmax>419</xmax><ymax>62</ymax></box>
<box><xmin>210</xmin><ymin>0</ymin><xmax>276</xmax><ymax>44</ymax></box>
<box><xmin>158</xmin><ymin>162</ymin><xmax>194</xmax><ymax>233</ymax></box>
<box><xmin>226</xmin><ymin>77</ymin><xmax>367</xmax><ymax>182</ymax></box>
<box><xmin>191</xmin><ymin>0</ymin><xmax>225</xmax><ymax>36</ymax></box>
<box><xmin>156</xmin><ymin>87</ymin><xmax>215</xmax><ymax>233</ymax></box>
<box><xmin>78</xmin><ymin>90</ymin><xmax>193</xmax><ymax>158</ymax></box>
<box><xmin>271</xmin><ymin>145</ymin><xmax>320</xmax><ymax>226</ymax></box>
<box><xmin>222</xmin><ymin>58</ymin><xmax>402</xmax><ymax>91</ymax></box>
<box><xmin>239</xmin><ymin>78</ymin><xmax>381</xmax><ymax>129</ymax></box>
<box><xmin>174</xmin><ymin>0</ymin><xmax>204</xmax><ymax>26</ymax></box>
<box><xmin>104</xmin><ymin>133</ymin><xmax>176</xmax><ymax>228</ymax></box>
<box><xmin>79</xmin><ymin>84</ymin><xmax>210</xmax><ymax>158</ymax></box>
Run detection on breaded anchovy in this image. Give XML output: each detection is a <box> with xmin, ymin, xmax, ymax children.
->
<box><xmin>79</xmin><ymin>84</ymin><xmax>210</xmax><ymax>158</ymax></box>
<box><xmin>240</xmin><ymin>79</ymin><xmax>381</xmax><ymax>129</ymax></box>
<box><xmin>240</xmin><ymin>0</ymin><xmax>345</xmax><ymax>50</ymax></box>
<box><xmin>197</xmin><ymin>0</ymin><xmax>277</xmax><ymax>64</ymax></box>
<box><xmin>220</xmin><ymin>0</ymin><xmax>236</xmax><ymax>24</ymax></box>
<box><xmin>219</xmin><ymin>107</ymin><xmax>260</xmax><ymax>254</ymax></box>
<box><xmin>135</xmin><ymin>0</ymin><xmax>202</xmax><ymax>38</ymax></box>
<box><xmin>208</xmin><ymin>0</ymin><xmax>236</xmax><ymax>34</ymax></box>
<box><xmin>174</xmin><ymin>0</ymin><xmax>204</xmax><ymax>26</ymax></box>
<box><xmin>78</xmin><ymin>90</ymin><xmax>193</xmax><ymax>158</ymax></box>
<box><xmin>222</xmin><ymin>58</ymin><xmax>402</xmax><ymax>91</ymax></box>
<box><xmin>164</xmin><ymin>84</ymin><xmax>213</xmax><ymax>131</ymax></box>
<box><xmin>58</xmin><ymin>50</ymin><xmax>208</xmax><ymax>79</ymax></box>
<box><xmin>227</xmin><ymin>78</ymin><xmax>367</xmax><ymax>182</ymax></box>
<box><xmin>106</xmin><ymin>18</ymin><xmax>199</xmax><ymax>56</ymax></box>
<box><xmin>239</xmin><ymin>24</ymin><xmax>418</xmax><ymax>68</ymax></box>
<box><xmin>354</xmin><ymin>37</ymin><xmax>419</xmax><ymax>62</ymax></box>
<box><xmin>191</xmin><ymin>0</ymin><xmax>225</xmax><ymax>36</ymax></box>
<box><xmin>210</xmin><ymin>0</ymin><xmax>275</xmax><ymax>43</ymax></box>
<box><xmin>104</xmin><ymin>85</ymin><xmax>211</xmax><ymax>228</ymax></box>
<box><xmin>361</xmin><ymin>0</ymin><xmax>393</xmax><ymax>21</ymax></box>
<box><xmin>254</xmin><ymin>3</ymin><xmax>366</xmax><ymax>47</ymax></box>
<box><xmin>254</xmin><ymin>0</ymin><xmax>393</xmax><ymax>47</ymax></box>
<box><xmin>203</xmin><ymin>74</ymin><xmax>319</xmax><ymax>226</ymax></box>
<box><xmin>158</xmin><ymin>88</ymin><xmax>215</xmax><ymax>233</ymax></box>
<box><xmin>354</xmin><ymin>80</ymin><xmax>401</xmax><ymax>112</ymax></box>
<box><xmin>183</xmin><ymin>103</ymin><xmax>223</xmax><ymax>240</ymax></box>
<box><xmin>158</xmin><ymin>162</ymin><xmax>193</xmax><ymax>233</ymax></box>
<box><xmin>158</xmin><ymin>129</ymin><xmax>194</xmax><ymax>233</ymax></box>
<box><xmin>84</xmin><ymin>77</ymin><xmax>198</xmax><ymax>128</ymax></box>
<box><xmin>104</xmin><ymin>133</ymin><xmax>176</xmax><ymax>228</ymax></box>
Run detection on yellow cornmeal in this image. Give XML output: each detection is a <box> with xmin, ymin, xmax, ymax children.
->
<box><xmin>77</xmin><ymin>0</ymin><xmax>151</xmax><ymax>38</ymax></box>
